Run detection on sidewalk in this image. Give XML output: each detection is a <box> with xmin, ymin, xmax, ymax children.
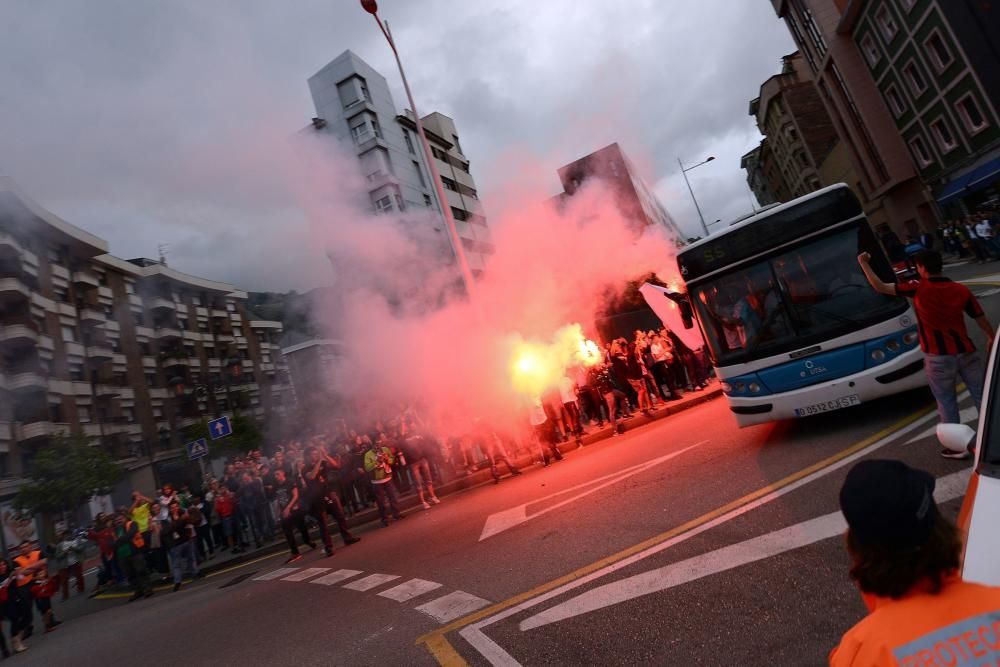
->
<box><xmin>60</xmin><ymin>382</ymin><xmax>721</xmax><ymax>613</ymax></box>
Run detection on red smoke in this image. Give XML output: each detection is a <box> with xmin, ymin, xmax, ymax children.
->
<box><xmin>299</xmin><ymin>139</ymin><xmax>680</xmax><ymax>437</ymax></box>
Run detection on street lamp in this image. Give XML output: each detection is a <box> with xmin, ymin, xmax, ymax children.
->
<box><xmin>360</xmin><ymin>0</ymin><xmax>477</xmax><ymax>300</ymax></box>
<box><xmin>678</xmin><ymin>156</ymin><xmax>715</xmax><ymax>238</ymax></box>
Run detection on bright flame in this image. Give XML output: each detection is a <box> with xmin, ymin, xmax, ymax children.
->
<box><xmin>508</xmin><ymin>323</ymin><xmax>602</xmax><ymax>399</ymax></box>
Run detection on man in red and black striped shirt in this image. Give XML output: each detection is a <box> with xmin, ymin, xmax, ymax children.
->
<box><xmin>859</xmin><ymin>250</ymin><xmax>994</xmax><ymax>459</ymax></box>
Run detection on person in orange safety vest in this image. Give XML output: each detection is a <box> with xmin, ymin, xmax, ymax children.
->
<box><xmin>830</xmin><ymin>459</ymin><xmax>1000</xmax><ymax>666</ymax></box>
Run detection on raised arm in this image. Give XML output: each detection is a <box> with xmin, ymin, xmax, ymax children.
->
<box><xmin>857</xmin><ymin>253</ymin><xmax>897</xmax><ymax>296</ymax></box>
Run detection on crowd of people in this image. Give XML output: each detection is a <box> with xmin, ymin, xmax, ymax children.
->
<box><xmin>0</xmin><ymin>324</ymin><xmax>711</xmax><ymax>653</ymax></box>
<box><xmin>885</xmin><ymin>207</ymin><xmax>1000</xmax><ymax>264</ymax></box>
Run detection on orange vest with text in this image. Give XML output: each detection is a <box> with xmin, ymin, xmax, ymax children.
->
<box><xmin>830</xmin><ymin>578</ymin><xmax>1000</xmax><ymax>667</ymax></box>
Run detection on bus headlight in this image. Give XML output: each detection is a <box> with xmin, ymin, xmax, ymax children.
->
<box><xmin>903</xmin><ymin>331</ymin><xmax>919</xmax><ymax>346</ymax></box>
<box><xmin>721</xmin><ymin>382</ymin><xmax>733</xmax><ymax>394</ymax></box>
<box><xmin>886</xmin><ymin>339</ymin><xmax>900</xmax><ymax>353</ymax></box>
<box><xmin>871</xmin><ymin>349</ymin><xmax>886</xmax><ymax>362</ymax></box>
<box><xmin>734</xmin><ymin>381</ymin><xmax>746</xmax><ymax>392</ymax></box>
<box><xmin>748</xmin><ymin>382</ymin><xmax>761</xmax><ymax>394</ymax></box>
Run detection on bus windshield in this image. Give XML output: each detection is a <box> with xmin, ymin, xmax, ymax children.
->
<box><xmin>691</xmin><ymin>226</ymin><xmax>907</xmax><ymax>366</ymax></box>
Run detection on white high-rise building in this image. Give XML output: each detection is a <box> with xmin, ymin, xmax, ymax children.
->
<box><xmin>307</xmin><ymin>50</ymin><xmax>493</xmax><ymax>275</ymax></box>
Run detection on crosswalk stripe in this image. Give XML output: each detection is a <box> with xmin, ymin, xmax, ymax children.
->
<box><xmin>377</xmin><ymin>578</ymin><xmax>443</xmax><ymax>602</ymax></box>
<box><xmin>415</xmin><ymin>590</ymin><xmax>491</xmax><ymax>623</ymax></box>
<box><xmin>253</xmin><ymin>567</ymin><xmax>299</xmax><ymax>581</ymax></box>
<box><xmin>343</xmin><ymin>573</ymin><xmax>401</xmax><ymax>591</ymax></box>
<box><xmin>310</xmin><ymin>569</ymin><xmax>364</xmax><ymax>586</ymax></box>
<box><xmin>281</xmin><ymin>567</ymin><xmax>330</xmax><ymax>582</ymax></box>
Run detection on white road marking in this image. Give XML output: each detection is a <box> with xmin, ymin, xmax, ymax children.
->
<box><xmin>281</xmin><ymin>567</ymin><xmax>330</xmax><ymax>582</ymax></box>
<box><xmin>479</xmin><ymin>441</ymin><xmax>708</xmax><ymax>541</ymax></box>
<box><xmin>253</xmin><ymin>567</ymin><xmax>299</xmax><ymax>581</ymax></box>
<box><xmin>343</xmin><ymin>573</ymin><xmax>401</xmax><ymax>591</ymax></box>
<box><xmin>377</xmin><ymin>578</ymin><xmax>444</xmax><ymax>602</ymax></box>
<box><xmin>519</xmin><ymin>467</ymin><xmax>971</xmax><ymax>630</ymax></box>
<box><xmin>457</xmin><ymin>407</ymin><xmax>941</xmax><ymax>666</ymax></box>
<box><xmin>974</xmin><ymin>287</ymin><xmax>1000</xmax><ymax>298</ymax></box>
<box><xmin>416</xmin><ymin>591</ymin><xmax>492</xmax><ymax>623</ymax></box>
<box><xmin>310</xmin><ymin>569</ymin><xmax>364</xmax><ymax>586</ymax></box>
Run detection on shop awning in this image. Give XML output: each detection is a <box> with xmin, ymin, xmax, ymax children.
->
<box><xmin>937</xmin><ymin>155</ymin><xmax>1000</xmax><ymax>204</ymax></box>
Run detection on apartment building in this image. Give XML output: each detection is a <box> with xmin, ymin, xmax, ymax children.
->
<box><xmin>0</xmin><ymin>178</ymin><xmax>291</xmax><ymax>504</ymax></box>
<box><xmin>843</xmin><ymin>0</ymin><xmax>1000</xmax><ymax>213</ymax></box>
<box><xmin>771</xmin><ymin>0</ymin><xmax>939</xmax><ymax>237</ymax></box>
<box><xmin>307</xmin><ymin>50</ymin><xmax>493</xmax><ymax>276</ymax></box>
<box><xmin>554</xmin><ymin>143</ymin><xmax>685</xmax><ymax>242</ymax></box>
<box><xmin>740</xmin><ymin>144</ymin><xmax>780</xmax><ymax>207</ymax></box>
<box><xmin>748</xmin><ymin>52</ymin><xmax>838</xmax><ymax>199</ymax></box>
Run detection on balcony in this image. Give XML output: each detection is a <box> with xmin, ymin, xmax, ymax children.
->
<box><xmin>208</xmin><ymin>358</ymin><xmax>221</xmax><ymax>368</ymax></box>
<box><xmin>18</xmin><ymin>421</ymin><xmax>67</xmax><ymax>441</ymax></box>
<box><xmin>95</xmin><ymin>384</ymin><xmax>124</xmax><ymax>398</ymax></box>
<box><xmin>210</xmin><ymin>308</ymin><xmax>228</xmax><ymax>319</ymax></box>
<box><xmin>148</xmin><ymin>296</ymin><xmax>175</xmax><ymax>311</ymax></box>
<box><xmin>79</xmin><ymin>307</ymin><xmax>106</xmax><ymax>325</ymax></box>
<box><xmin>0</xmin><ymin>278</ymin><xmax>30</xmax><ymax>303</ymax></box>
<box><xmin>153</xmin><ymin>326</ymin><xmax>182</xmax><ymax>341</ymax></box>
<box><xmin>71</xmin><ymin>270</ymin><xmax>100</xmax><ymax>290</ymax></box>
<box><xmin>0</xmin><ymin>323</ymin><xmax>39</xmax><ymax>348</ymax></box>
<box><xmin>0</xmin><ymin>232</ymin><xmax>24</xmax><ymax>256</ymax></box>
<box><xmin>214</xmin><ymin>332</ymin><xmax>234</xmax><ymax>343</ymax></box>
<box><xmin>7</xmin><ymin>372</ymin><xmax>47</xmax><ymax>393</ymax></box>
<box><xmin>85</xmin><ymin>340</ymin><xmax>114</xmax><ymax>362</ymax></box>
<box><xmin>160</xmin><ymin>353</ymin><xmax>190</xmax><ymax>368</ymax></box>
<box><xmin>260</xmin><ymin>362</ymin><xmax>275</xmax><ymax>374</ymax></box>
<box><xmin>0</xmin><ymin>421</ymin><xmax>11</xmax><ymax>443</ymax></box>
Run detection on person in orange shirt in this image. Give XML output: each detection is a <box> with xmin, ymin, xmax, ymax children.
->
<box><xmin>830</xmin><ymin>460</ymin><xmax>1000</xmax><ymax>666</ymax></box>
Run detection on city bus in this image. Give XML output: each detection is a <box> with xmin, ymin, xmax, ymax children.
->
<box><xmin>675</xmin><ymin>184</ymin><xmax>925</xmax><ymax>427</ymax></box>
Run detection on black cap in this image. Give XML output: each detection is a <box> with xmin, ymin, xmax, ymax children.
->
<box><xmin>839</xmin><ymin>460</ymin><xmax>937</xmax><ymax>548</ymax></box>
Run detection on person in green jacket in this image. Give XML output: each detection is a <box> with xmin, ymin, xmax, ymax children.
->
<box><xmin>363</xmin><ymin>437</ymin><xmax>402</xmax><ymax>526</ymax></box>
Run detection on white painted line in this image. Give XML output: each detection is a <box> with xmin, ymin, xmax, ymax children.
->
<box><xmin>377</xmin><ymin>578</ymin><xmax>444</xmax><ymax>602</ymax></box>
<box><xmin>479</xmin><ymin>441</ymin><xmax>707</xmax><ymax>541</ymax></box>
<box><xmin>253</xmin><ymin>567</ymin><xmax>299</xmax><ymax>581</ymax></box>
<box><xmin>343</xmin><ymin>573</ymin><xmax>400</xmax><ymax>591</ymax></box>
<box><xmin>416</xmin><ymin>591</ymin><xmax>492</xmax><ymax>623</ymax></box>
<box><xmin>457</xmin><ymin>407</ymin><xmax>941</xmax><ymax>666</ymax></box>
<box><xmin>310</xmin><ymin>569</ymin><xmax>363</xmax><ymax>586</ymax></box>
<box><xmin>281</xmin><ymin>567</ymin><xmax>330</xmax><ymax>582</ymax></box>
<box><xmin>520</xmin><ymin>466</ymin><xmax>972</xmax><ymax>630</ymax></box>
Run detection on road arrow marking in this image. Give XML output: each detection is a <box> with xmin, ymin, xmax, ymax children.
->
<box><xmin>478</xmin><ymin>441</ymin><xmax>707</xmax><ymax>541</ymax></box>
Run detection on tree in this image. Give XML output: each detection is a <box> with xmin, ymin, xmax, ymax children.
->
<box><xmin>15</xmin><ymin>433</ymin><xmax>124</xmax><ymax>519</ymax></box>
<box><xmin>182</xmin><ymin>415</ymin><xmax>262</xmax><ymax>456</ymax></box>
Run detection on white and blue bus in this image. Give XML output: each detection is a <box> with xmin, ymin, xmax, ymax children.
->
<box><xmin>676</xmin><ymin>184</ymin><xmax>926</xmax><ymax>427</ymax></box>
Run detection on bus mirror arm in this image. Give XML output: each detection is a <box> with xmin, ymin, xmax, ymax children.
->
<box><xmin>664</xmin><ymin>292</ymin><xmax>695</xmax><ymax>329</ymax></box>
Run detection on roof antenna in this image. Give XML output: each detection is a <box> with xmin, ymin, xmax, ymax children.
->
<box><xmin>157</xmin><ymin>244</ymin><xmax>169</xmax><ymax>266</ymax></box>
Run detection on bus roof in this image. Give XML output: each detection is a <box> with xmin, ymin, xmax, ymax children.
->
<box><xmin>680</xmin><ymin>183</ymin><xmax>853</xmax><ymax>256</ymax></box>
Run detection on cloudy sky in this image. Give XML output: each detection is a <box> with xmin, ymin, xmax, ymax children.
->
<box><xmin>1</xmin><ymin>0</ymin><xmax>795</xmax><ymax>292</ymax></box>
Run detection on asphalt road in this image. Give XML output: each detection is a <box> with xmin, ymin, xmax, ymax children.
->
<box><xmin>16</xmin><ymin>261</ymin><xmax>1000</xmax><ymax>667</ymax></box>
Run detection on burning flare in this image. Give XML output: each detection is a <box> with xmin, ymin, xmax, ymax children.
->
<box><xmin>508</xmin><ymin>323</ymin><xmax>602</xmax><ymax>399</ymax></box>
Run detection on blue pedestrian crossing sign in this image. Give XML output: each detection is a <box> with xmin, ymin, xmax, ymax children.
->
<box><xmin>186</xmin><ymin>438</ymin><xmax>209</xmax><ymax>460</ymax></box>
<box><xmin>208</xmin><ymin>416</ymin><xmax>232</xmax><ymax>440</ymax></box>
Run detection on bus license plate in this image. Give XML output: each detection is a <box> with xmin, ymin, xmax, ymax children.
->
<box><xmin>794</xmin><ymin>395</ymin><xmax>861</xmax><ymax>417</ymax></box>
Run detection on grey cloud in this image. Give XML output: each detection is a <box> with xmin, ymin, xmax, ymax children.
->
<box><xmin>1</xmin><ymin>0</ymin><xmax>795</xmax><ymax>289</ymax></box>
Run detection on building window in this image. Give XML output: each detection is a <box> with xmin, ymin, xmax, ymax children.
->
<box><xmin>153</xmin><ymin>406</ymin><xmax>163</xmax><ymax>418</ymax></box>
<box><xmin>451</xmin><ymin>134</ymin><xmax>463</xmax><ymax>154</ymax></box>
<box><xmin>146</xmin><ymin>372</ymin><xmax>158</xmax><ymax>387</ymax></box>
<box><xmin>373</xmin><ymin>195</ymin><xmax>393</xmax><ymax>214</ymax></box>
<box><xmin>860</xmin><ymin>34</ymin><xmax>881</xmax><ymax>67</ymax></box>
<box><xmin>178</xmin><ymin>317</ymin><xmax>188</xmax><ymax>330</ymax></box>
<box><xmin>451</xmin><ymin>207</ymin><xmax>469</xmax><ymax>221</ymax></box>
<box><xmin>77</xmin><ymin>406</ymin><xmax>91</xmax><ymax>423</ymax></box>
<box><xmin>875</xmin><ymin>5</ymin><xmax>898</xmax><ymax>42</ymax></box>
<box><xmin>403</xmin><ymin>130</ymin><xmax>415</xmax><ymax>154</ymax></box>
<box><xmin>54</xmin><ymin>287</ymin><xmax>69</xmax><ymax>303</ymax></box>
<box><xmin>233</xmin><ymin>327</ymin><xmax>243</xmax><ymax>338</ymax></box>
<box><xmin>901</xmin><ymin>60</ymin><xmax>927</xmax><ymax>97</ymax></box>
<box><xmin>413</xmin><ymin>161</ymin><xmax>426</xmax><ymax>188</ymax></box>
<box><xmin>884</xmin><ymin>84</ymin><xmax>906</xmax><ymax>118</ymax></box>
<box><xmin>441</xmin><ymin>176</ymin><xmax>458</xmax><ymax>192</ymax></box>
<box><xmin>395</xmin><ymin>195</ymin><xmax>405</xmax><ymax>211</ymax></box>
<box><xmin>61</xmin><ymin>324</ymin><xmax>76</xmax><ymax>343</ymax></box>
<box><xmin>423</xmin><ymin>194</ymin><xmax>432</xmax><ymax>207</ymax></box>
<box><xmin>124</xmin><ymin>407</ymin><xmax>135</xmax><ymax>423</ymax></box>
<box><xmin>226</xmin><ymin>302</ymin><xmax>235</xmax><ymax>312</ymax></box>
<box><xmin>955</xmin><ymin>94</ymin><xmax>989</xmax><ymax>135</ymax></box>
<box><xmin>371</xmin><ymin>117</ymin><xmax>382</xmax><ymax>139</ymax></box>
<box><xmin>69</xmin><ymin>362</ymin><xmax>85</xmax><ymax>381</ymax></box>
<box><xmin>909</xmin><ymin>136</ymin><xmax>933</xmax><ymax>167</ymax></box>
<box><xmin>360</xmin><ymin>80</ymin><xmax>371</xmax><ymax>102</ymax></box>
<box><xmin>125</xmin><ymin>280</ymin><xmax>135</xmax><ymax>295</ymax></box>
<box><xmin>929</xmin><ymin>118</ymin><xmax>958</xmax><ymax>153</ymax></box>
<box><xmin>924</xmin><ymin>31</ymin><xmax>953</xmax><ymax>72</ymax></box>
